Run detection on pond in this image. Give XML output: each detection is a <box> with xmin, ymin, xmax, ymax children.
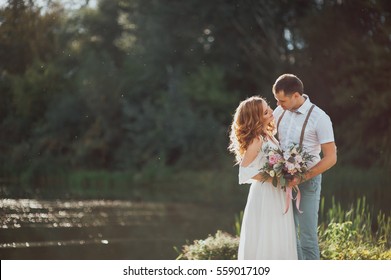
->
<box><xmin>0</xmin><ymin>199</ymin><xmax>239</xmax><ymax>260</ymax></box>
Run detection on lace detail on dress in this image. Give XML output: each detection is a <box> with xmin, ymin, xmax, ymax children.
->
<box><xmin>239</xmin><ymin>165</ymin><xmax>259</xmax><ymax>184</ymax></box>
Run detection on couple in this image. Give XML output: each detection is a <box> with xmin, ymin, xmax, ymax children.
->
<box><xmin>229</xmin><ymin>74</ymin><xmax>337</xmax><ymax>260</ymax></box>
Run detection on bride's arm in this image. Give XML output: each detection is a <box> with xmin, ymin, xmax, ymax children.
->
<box><xmin>240</xmin><ymin>138</ymin><xmax>273</xmax><ymax>183</ymax></box>
<box><xmin>240</xmin><ymin>137</ymin><xmax>262</xmax><ymax>167</ymax></box>
<box><xmin>252</xmin><ymin>173</ymin><xmax>272</xmax><ymax>182</ymax></box>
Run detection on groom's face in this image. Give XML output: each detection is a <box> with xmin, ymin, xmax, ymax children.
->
<box><xmin>274</xmin><ymin>90</ymin><xmax>298</xmax><ymax>111</ymax></box>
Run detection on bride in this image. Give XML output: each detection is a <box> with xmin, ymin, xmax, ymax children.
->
<box><xmin>228</xmin><ymin>96</ymin><xmax>297</xmax><ymax>260</ymax></box>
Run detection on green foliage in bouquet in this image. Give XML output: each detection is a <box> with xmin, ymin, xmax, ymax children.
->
<box><xmin>260</xmin><ymin>143</ymin><xmax>315</xmax><ymax>190</ymax></box>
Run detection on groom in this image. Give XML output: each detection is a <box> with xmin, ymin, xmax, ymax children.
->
<box><xmin>272</xmin><ymin>74</ymin><xmax>337</xmax><ymax>260</ymax></box>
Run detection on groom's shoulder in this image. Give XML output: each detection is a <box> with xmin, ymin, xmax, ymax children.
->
<box><xmin>311</xmin><ymin>103</ymin><xmax>333</xmax><ymax>124</ymax></box>
<box><xmin>312</xmin><ymin>104</ymin><xmax>329</xmax><ymax>117</ymax></box>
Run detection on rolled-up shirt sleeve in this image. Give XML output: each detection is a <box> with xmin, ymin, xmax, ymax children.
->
<box><xmin>239</xmin><ymin>165</ymin><xmax>260</xmax><ymax>184</ymax></box>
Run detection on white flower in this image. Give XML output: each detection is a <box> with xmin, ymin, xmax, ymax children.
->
<box><xmin>269</xmin><ymin>170</ymin><xmax>275</xmax><ymax>177</ymax></box>
<box><xmin>285</xmin><ymin>162</ymin><xmax>295</xmax><ymax>171</ymax></box>
<box><xmin>295</xmin><ymin>155</ymin><xmax>303</xmax><ymax>163</ymax></box>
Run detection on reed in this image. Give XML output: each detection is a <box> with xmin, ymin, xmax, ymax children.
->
<box><xmin>319</xmin><ymin>196</ymin><xmax>391</xmax><ymax>248</ymax></box>
<box><xmin>177</xmin><ymin>196</ymin><xmax>391</xmax><ymax>260</ymax></box>
<box><xmin>321</xmin><ymin>165</ymin><xmax>390</xmax><ymax>213</ymax></box>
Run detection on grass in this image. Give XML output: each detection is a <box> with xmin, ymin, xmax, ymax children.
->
<box><xmin>321</xmin><ymin>165</ymin><xmax>389</xmax><ymax>213</ymax></box>
<box><xmin>5</xmin><ymin>161</ymin><xmax>391</xmax><ymax>259</ymax></box>
<box><xmin>13</xmin><ymin>159</ymin><xmax>249</xmax><ymax>207</ymax></box>
<box><xmin>319</xmin><ymin>196</ymin><xmax>390</xmax><ymax>247</ymax></box>
<box><xmin>177</xmin><ymin>196</ymin><xmax>391</xmax><ymax>260</ymax></box>
<box><xmin>318</xmin><ymin>196</ymin><xmax>391</xmax><ymax>259</ymax></box>
<box><xmin>12</xmin><ymin>163</ymin><xmax>390</xmax><ymax>212</ymax></box>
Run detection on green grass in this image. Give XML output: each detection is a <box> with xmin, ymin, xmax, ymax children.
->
<box><xmin>177</xmin><ymin>196</ymin><xmax>391</xmax><ymax>260</ymax></box>
<box><xmin>319</xmin><ymin>196</ymin><xmax>390</xmax><ymax>246</ymax></box>
<box><xmin>10</xmin><ymin>163</ymin><xmax>391</xmax><ymax>217</ymax></box>
<box><xmin>322</xmin><ymin>165</ymin><xmax>389</xmax><ymax>213</ymax></box>
<box><xmin>319</xmin><ymin>221</ymin><xmax>391</xmax><ymax>260</ymax></box>
<box><xmin>318</xmin><ymin>196</ymin><xmax>390</xmax><ymax>258</ymax></box>
<box><xmin>67</xmin><ymin>170</ymin><xmax>135</xmax><ymax>199</ymax></box>
<box><xmin>14</xmin><ymin>159</ymin><xmax>249</xmax><ymax>207</ymax></box>
<box><xmin>8</xmin><ymin>161</ymin><xmax>391</xmax><ymax>260</ymax></box>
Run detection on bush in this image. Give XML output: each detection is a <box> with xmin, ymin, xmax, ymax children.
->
<box><xmin>319</xmin><ymin>222</ymin><xmax>391</xmax><ymax>260</ymax></box>
<box><xmin>319</xmin><ymin>196</ymin><xmax>391</xmax><ymax>248</ymax></box>
<box><xmin>177</xmin><ymin>196</ymin><xmax>391</xmax><ymax>260</ymax></box>
<box><xmin>176</xmin><ymin>224</ymin><xmax>391</xmax><ymax>260</ymax></box>
<box><xmin>177</xmin><ymin>230</ymin><xmax>239</xmax><ymax>260</ymax></box>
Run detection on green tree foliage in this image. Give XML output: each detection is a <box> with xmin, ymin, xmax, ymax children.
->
<box><xmin>1</xmin><ymin>0</ymin><xmax>391</xmax><ymax>187</ymax></box>
<box><xmin>290</xmin><ymin>0</ymin><xmax>391</xmax><ymax>168</ymax></box>
<box><xmin>0</xmin><ymin>0</ymin><xmax>65</xmax><ymax>177</ymax></box>
<box><xmin>0</xmin><ymin>0</ymin><xmax>62</xmax><ymax>74</ymax></box>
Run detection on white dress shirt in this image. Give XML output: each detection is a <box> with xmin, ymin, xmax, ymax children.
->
<box><xmin>273</xmin><ymin>95</ymin><xmax>335</xmax><ymax>169</ymax></box>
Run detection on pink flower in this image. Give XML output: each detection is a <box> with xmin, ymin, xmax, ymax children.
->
<box><xmin>269</xmin><ymin>154</ymin><xmax>282</xmax><ymax>165</ymax></box>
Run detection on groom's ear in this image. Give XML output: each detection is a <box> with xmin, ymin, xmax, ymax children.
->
<box><xmin>293</xmin><ymin>92</ymin><xmax>301</xmax><ymax>98</ymax></box>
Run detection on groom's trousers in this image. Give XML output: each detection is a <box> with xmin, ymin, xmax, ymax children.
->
<box><xmin>293</xmin><ymin>175</ymin><xmax>322</xmax><ymax>260</ymax></box>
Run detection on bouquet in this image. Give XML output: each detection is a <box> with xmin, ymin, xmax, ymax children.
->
<box><xmin>260</xmin><ymin>143</ymin><xmax>315</xmax><ymax>213</ymax></box>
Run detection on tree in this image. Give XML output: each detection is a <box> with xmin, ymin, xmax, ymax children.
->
<box><xmin>0</xmin><ymin>0</ymin><xmax>63</xmax><ymax>74</ymax></box>
<box><xmin>291</xmin><ymin>0</ymin><xmax>391</xmax><ymax>168</ymax></box>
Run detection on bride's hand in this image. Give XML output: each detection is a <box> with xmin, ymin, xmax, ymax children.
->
<box><xmin>287</xmin><ymin>177</ymin><xmax>300</xmax><ymax>188</ymax></box>
<box><xmin>254</xmin><ymin>173</ymin><xmax>272</xmax><ymax>183</ymax></box>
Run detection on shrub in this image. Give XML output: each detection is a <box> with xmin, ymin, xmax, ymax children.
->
<box><xmin>319</xmin><ymin>196</ymin><xmax>391</xmax><ymax>248</ymax></box>
<box><xmin>177</xmin><ymin>230</ymin><xmax>239</xmax><ymax>260</ymax></box>
<box><xmin>177</xmin><ymin>196</ymin><xmax>391</xmax><ymax>260</ymax></box>
<box><xmin>319</xmin><ymin>222</ymin><xmax>391</xmax><ymax>260</ymax></box>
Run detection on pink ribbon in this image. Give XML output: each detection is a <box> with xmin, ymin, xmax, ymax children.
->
<box><xmin>284</xmin><ymin>186</ymin><xmax>303</xmax><ymax>214</ymax></box>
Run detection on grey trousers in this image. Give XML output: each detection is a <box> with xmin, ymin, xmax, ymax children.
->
<box><xmin>293</xmin><ymin>175</ymin><xmax>322</xmax><ymax>260</ymax></box>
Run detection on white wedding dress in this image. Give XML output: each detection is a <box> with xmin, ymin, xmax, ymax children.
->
<box><xmin>238</xmin><ymin>138</ymin><xmax>298</xmax><ymax>260</ymax></box>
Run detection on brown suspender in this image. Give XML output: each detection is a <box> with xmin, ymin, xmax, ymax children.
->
<box><xmin>299</xmin><ymin>104</ymin><xmax>315</xmax><ymax>148</ymax></box>
<box><xmin>277</xmin><ymin>104</ymin><xmax>316</xmax><ymax>148</ymax></box>
<box><xmin>276</xmin><ymin>110</ymin><xmax>286</xmax><ymax>133</ymax></box>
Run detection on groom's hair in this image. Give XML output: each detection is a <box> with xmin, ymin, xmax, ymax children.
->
<box><xmin>272</xmin><ymin>74</ymin><xmax>304</xmax><ymax>96</ymax></box>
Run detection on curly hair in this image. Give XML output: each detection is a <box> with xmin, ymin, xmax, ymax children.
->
<box><xmin>228</xmin><ymin>96</ymin><xmax>275</xmax><ymax>164</ymax></box>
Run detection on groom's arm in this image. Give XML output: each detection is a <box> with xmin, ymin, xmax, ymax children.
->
<box><xmin>288</xmin><ymin>142</ymin><xmax>337</xmax><ymax>187</ymax></box>
<box><xmin>302</xmin><ymin>112</ymin><xmax>337</xmax><ymax>182</ymax></box>
<box><xmin>305</xmin><ymin>142</ymin><xmax>337</xmax><ymax>181</ymax></box>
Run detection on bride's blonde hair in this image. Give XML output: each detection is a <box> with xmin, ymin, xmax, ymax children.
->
<box><xmin>228</xmin><ymin>96</ymin><xmax>275</xmax><ymax>164</ymax></box>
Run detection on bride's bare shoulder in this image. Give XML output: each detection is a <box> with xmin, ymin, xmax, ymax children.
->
<box><xmin>241</xmin><ymin>137</ymin><xmax>264</xmax><ymax>167</ymax></box>
<box><xmin>248</xmin><ymin>136</ymin><xmax>264</xmax><ymax>150</ymax></box>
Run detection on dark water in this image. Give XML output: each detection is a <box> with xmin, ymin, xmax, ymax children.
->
<box><xmin>0</xmin><ymin>199</ymin><xmax>238</xmax><ymax>260</ymax></box>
